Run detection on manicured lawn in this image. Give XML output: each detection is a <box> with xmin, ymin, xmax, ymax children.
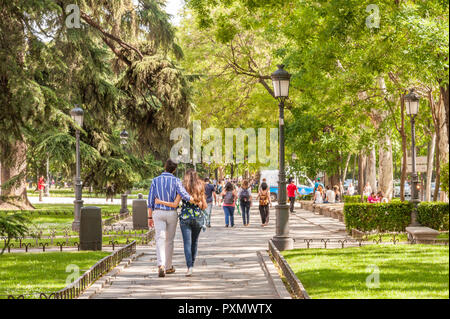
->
<box><xmin>0</xmin><ymin>251</ymin><xmax>111</xmax><ymax>298</ymax></box>
<box><xmin>282</xmin><ymin>245</ymin><xmax>449</xmax><ymax>299</ymax></box>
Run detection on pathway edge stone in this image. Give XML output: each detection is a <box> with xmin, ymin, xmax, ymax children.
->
<box><xmin>256</xmin><ymin>250</ymin><xmax>291</xmax><ymax>299</ymax></box>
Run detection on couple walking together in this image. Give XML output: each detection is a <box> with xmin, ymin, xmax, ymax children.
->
<box><xmin>147</xmin><ymin>159</ymin><xmax>207</xmax><ymax>277</ymax></box>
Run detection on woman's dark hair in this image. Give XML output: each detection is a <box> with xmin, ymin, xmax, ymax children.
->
<box><xmin>225</xmin><ymin>182</ymin><xmax>234</xmax><ymax>191</ymax></box>
<box><xmin>261</xmin><ymin>182</ymin><xmax>268</xmax><ymax>191</ymax></box>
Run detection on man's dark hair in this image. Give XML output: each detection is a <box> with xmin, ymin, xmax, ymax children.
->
<box><xmin>204</xmin><ymin>177</ymin><xmax>210</xmax><ymax>183</ymax></box>
<box><xmin>261</xmin><ymin>182</ymin><xmax>268</xmax><ymax>191</ymax></box>
<box><xmin>164</xmin><ymin>159</ymin><xmax>178</xmax><ymax>174</ymax></box>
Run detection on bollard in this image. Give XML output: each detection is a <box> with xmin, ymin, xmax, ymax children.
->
<box><xmin>120</xmin><ymin>193</ymin><xmax>129</xmax><ymax>215</ymax></box>
<box><xmin>132</xmin><ymin>194</ymin><xmax>148</xmax><ymax>230</ymax></box>
<box><xmin>80</xmin><ymin>206</ymin><xmax>102</xmax><ymax>251</ymax></box>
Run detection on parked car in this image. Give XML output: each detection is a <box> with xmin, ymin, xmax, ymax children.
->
<box><xmin>394</xmin><ymin>182</ymin><xmax>411</xmax><ymax>198</ymax></box>
<box><xmin>260</xmin><ymin>170</ymin><xmax>314</xmax><ymax>201</ymax></box>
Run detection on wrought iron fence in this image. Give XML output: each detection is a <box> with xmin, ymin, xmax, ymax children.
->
<box><xmin>7</xmin><ymin>240</ymin><xmax>137</xmax><ymax>299</ymax></box>
<box><xmin>268</xmin><ymin>240</ymin><xmax>310</xmax><ymax>299</ymax></box>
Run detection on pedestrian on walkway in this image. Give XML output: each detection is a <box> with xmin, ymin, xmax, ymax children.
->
<box><xmin>38</xmin><ymin>176</ymin><xmax>45</xmax><ymax>202</ymax></box>
<box><xmin>155</xmin><ymin>169</ymin><xmax>207</xmax><ymax>277</ymax></box>
<box><xmin>333</xmin><ymin>185</ymin><xmax>341</xmax><ymax>202</ymax></box>
<box><xmin>257</xmin><ymin>182</ymin><xmax>271</xmax><ymax>226</ymax></box>
<box><xmin>221</xmin><ymin>182</ymin><xmax>237</xmax><ymax>227</ymax></box>
<box><xmin>287</xmin><ymin>179</ymin><xmax>299</xmax><ymax>213</ymax></box>
<box><xmin>363</xmin><ymin>182</ymin><xmax>372</xmax><ymax>197</ymax></box>
<box><xmin>347</xmin><ymin>182</ymin><xmax>355</xmax><ymax>196</ymax></box>
<box><xmin>204</xmin><ymin>177</ymin><xmax>216</xmax><ymax>227</ymax></box>
<box><xmin>239</xmin><ymin>180</ymin><xmax>252</xmax><ymax>226</ymax></box>
<box><xmin>147</xmin><ymin>159</ymin><xmax>193</xmax><ymax>278</ymax></box>
<box><xmin>216</xmin><ymin>180</ymin><xmax>224</xmax><ymax>205</ymax></box>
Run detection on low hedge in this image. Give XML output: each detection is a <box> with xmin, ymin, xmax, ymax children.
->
<box><xmin>343</xmin><ymin>195</ymin><xmax>368</xmax><ymax>203</ymax></box>
<box><xmin>344</xmin><ymin>202</ymin><xmax>412</xmax><ymax>233</ymax></box>
<box><xmin>417</xmin><ymin>202</ymin><xmax>449</xmax><ymax>231</ymax></box>
<box><xmin>344</xmin><ymin>201</ymin><xmax>450</xmax><ymax>233</ymax></box>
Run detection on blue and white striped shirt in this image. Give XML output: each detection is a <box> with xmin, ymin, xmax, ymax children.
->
<box><xmin>147</xmin><ymin>172</ymin><xmax>191</xmax><ymax>211</ymax></box>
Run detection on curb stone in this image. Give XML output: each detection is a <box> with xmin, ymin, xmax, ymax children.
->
<box><xmin>256</xmin><ymin>250</ymin><xmax>291</xmax><ymax>299</ymax></box>
<box><xmin>77</xmin><ymin>251</ymin><xmax>145</xmax><ymax>299</ymax></box>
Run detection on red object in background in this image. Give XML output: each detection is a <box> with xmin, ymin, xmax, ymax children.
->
<box><xmin>287</xmin><ymin>183</ymin><xmax>297</xmax><ymax>198</ymax></box>
<box><xmin>38</xmin><ymin>177</ymin><xmax>45</xmax><ymax>190</ymax></box>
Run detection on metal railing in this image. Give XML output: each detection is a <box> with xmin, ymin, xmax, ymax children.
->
<box><xmin>7</xmin><ymin>241</ymin><xmax>137</xmax><ymax>299</ymax></box>
<box><xmin>268</xmin><ymin>240</ymin><xmax>310</xmax><ymax>299</ymax></box>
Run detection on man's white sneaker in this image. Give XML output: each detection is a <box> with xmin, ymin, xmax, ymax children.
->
<box><xmin>186</xmin><ymin>268</ymin><xmax>193</xmax><ymax>277</ymax></box>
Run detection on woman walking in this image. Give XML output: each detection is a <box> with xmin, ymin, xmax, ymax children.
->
<box><xmin>221</xmin><ymin>182</ymin><xmax>237</xmax><ymax>227</ymax></box>
<box><xmin>155</xmin><ymin>169</ymin><xmax>207</xmax><ymax>277</ymax></box>
<box><xmin>257</xmin><ymin>182</ymin><xmax>271</xmax><ymax>226</ymax></box>
<box><xmin>239</xmin><ymin>180</ymin><xmax>252</xmax><ymax>226</ymax></box>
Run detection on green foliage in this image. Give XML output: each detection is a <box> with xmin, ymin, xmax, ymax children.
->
<box><xmin>417</xmin><ymin>202</ymin><xmax>449</xmax><ymax>231</ymax></box>
<box><xmin>0</xmin><ymin>213</ymin><xmax>30</xmax><ymax>255</ymax></box>
<box><xmin>343</xmin><ymin>202</ymin><xmax>412</xmax><ymax>233</ymax></box>
<box><xmin>343</xmin><ymin>195</ymin><xmax>368</xmax><ymax>203</ymax></box>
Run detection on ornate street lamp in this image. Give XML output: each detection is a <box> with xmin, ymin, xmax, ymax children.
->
<box><xmin>405</xmin><ymin>89</ymin><xmax>421</xmax><ymax>226</ymax></box>
<box><xmin>70</xmin><ymin>105</ymin><xmax>84</xmax><ymax>232</ymax></box>
<box><xmin>120</xmin><ymin>129</ymin><xmax>130</xmax><ymax>215</ymax></box>
<box><xmin>271</xmin><ymin>65</ymin><xmax>294</xmax><ymax>251</ymax></box>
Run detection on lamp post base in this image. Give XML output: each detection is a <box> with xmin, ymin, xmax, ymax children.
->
<box><xmin>120</xmin><ymin>194</ymin><xmax>129</xmax><ymax>215</ymax></box>
<box><xmin>73</xmin><ymin>199</ymin><xmax>84</xmax><ymax>232</ymax></box>
<box><xmin>72</xmin><ymin>220</ymin><xmax>80</xmax><ymax>232</ymax></box>
<box><xmin>272</xmin><ymin>236</ymin><xmax>294</xmax><ymax>251</ymax></box>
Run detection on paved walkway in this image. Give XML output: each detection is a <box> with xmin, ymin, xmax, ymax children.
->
<box><xmin>82</xmin><ymin>201</ymin><xmax>349</xmax><ymax>299</ymax></box>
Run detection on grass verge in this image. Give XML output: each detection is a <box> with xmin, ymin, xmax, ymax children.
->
<box><xmin>282</xmin><ymin>244</ymin><xmax>449</xmax><ymax>299</ymax></box>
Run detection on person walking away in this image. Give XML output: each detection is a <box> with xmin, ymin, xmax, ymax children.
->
<box><xmin>203</xmin><ymin>178</ymin><xmax>216</xmax><ymax>228</ymax></box>
<box><xmin>325</xmin><ymin>185</ymin><xmax>336</xmax><ymax>203</ymax></box>
<box><xmin>147</xmin><ymin>159</ymin><xmax>193</xmax><ymax>277</ymax></box>
<box><xmin>239</xmin><ymin>180</ymin><xmax>252</xmax><ymax>226</ymax></box>
<box><xmin>287</xmin><ymin>179</ymin><xmax>299</xmax><ymax>213</ymax></box>
<box><xmin>221</xmin><ymin>182</ymin><xmax>237</xmax><ymax>227</ymax></box>
<box><xmin>38</xmin><ymin>176</ymin><xmax>45</xmax><ymax>202</ymax></box>
<box><xmin>155</xmin><ymin>169</ymin><xmax>207</xmax><ymax>277</ymax></box>
<box><xmin>257</xmin><ymin>182</ymin><xmax>271</xmax><ymax>226</ymax></box>
<box><xmin>314</xmin><ymin>185</ymin><xmax>324</xmax><ymax>204</ymax></box>
<box><xmin>235</xmin><ymin>183</ymin><xmax>242</xmax><ymax>217</ymax></box>
<box><xmin>216</xmin><ymin>180</ymin><xmax>224</xmax><ymax>205</ymax></box>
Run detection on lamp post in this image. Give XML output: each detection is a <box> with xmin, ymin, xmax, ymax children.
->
<box><xmin>70</xmin><ymin>105</ymin><xmax>84</xmax><ymax>232</ymax></box>
<box><xmin>271</xmin><ymin>64</ymin><xmax>294</xmax><ymax>251</ymax></box>
<box><xmin>119</xmin><ymin>129</ymin><xmax>130</xmax><ymax>215</ymax></box>
<box><xmin>405</xmin><ymin>89</ymin><xmax>421</xmax><ymax>227</ymax></box>
<box><xmin>44</xmin><ymin>154</ymin><xmax>50</xmax><ymax>197</ymax></box>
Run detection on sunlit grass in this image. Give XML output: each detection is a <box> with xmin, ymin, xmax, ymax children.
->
<box><xmin>282</xmin><ymin>244</ymin><xmax>449</xmax><ymax>299</ymax></box>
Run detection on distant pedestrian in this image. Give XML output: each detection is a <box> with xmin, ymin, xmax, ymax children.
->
<box><xmin>204</xmin><ymin>178</ymin><xmax>216</xmax><ymax>227</ymax></box>
<box><xmin>257</xmin><ymin>182</ymin><xmax>271</xmax><ymax>226</ymax></box>
<box><xmin>314</xmin><ymin>185</ymin><xmax>324</xmax><ymax>204</ymax></box>
<box><xmin>347</xmin><ymin>183</ymin><xmax>355</xmax><ymax>196</ymax></box>
<box><xmin>363</xmin><ymin>182</ymin><xmax>372</xmax><ymax>198</ymax></box>
<box><xmin>287</xmin><ymin>179</ymin><xmax>299</xmax><ymax>213</ymax></box>
<box><xmin>221</xmin><ymin>182</ymin><xmax>237</xmax><ymax>227</ymax></box>
<box><xmin>38</xmin><ymin>176</ymin><xmax>45</xmax><ymax>202</ymax></box>
<box><xmin>333</xmin><ymin>185</ymin><xmax>341</xmax><ymax>202</ymax></box>
<box><xmin>239</xmin><ymin>180</ymin><xmax>252</xmax><ymax>226</ymax></box>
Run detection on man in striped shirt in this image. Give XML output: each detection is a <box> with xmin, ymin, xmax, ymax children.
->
<box><xmin>148</xmin><ymin>159</ymin><xmax>192</xmax><ymax>277</ymax></box>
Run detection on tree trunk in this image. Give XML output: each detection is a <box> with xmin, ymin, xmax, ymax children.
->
<box><xmin>425</xmin><ymin>133</ymin><xmax>436</xmax><ymax>202</ymax></box>
<box><xmin>340</xmin><ymin>153</ymin><xmax>351</xmax><ymax>194</ymax></box>
<box><xmin>440</xmin><ymin>83</ymin><xmax>449</xmax><ymax>141</ymax></box>
<box><xmin>437</xmin><ymin>96</ymin><xmax>449</xmax><ymax>202</ymax></box>
<box><xmin>0</xmin><ymin>140</ymin><xmax>34</xmax><ymax>210</ymax></box>
<box><xmin>358</xmin><ymin>152</ymin><xmax>366</xmax><ymax>200</ymax></box>
<box><xmin>367</xmin><ymin>147</ymin><xmax>377</xmax><ymax>193</ymax></box>
<box><xmin>352</xmin><ymin>154</ymin><xmax>356</xmax><ymax>183</ymax></box>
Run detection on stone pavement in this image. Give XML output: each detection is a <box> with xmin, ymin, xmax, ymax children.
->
<box><xmin>84</xmin><ymin>202</ymin><xmax>350</xmax><ymax>299</ymax></box>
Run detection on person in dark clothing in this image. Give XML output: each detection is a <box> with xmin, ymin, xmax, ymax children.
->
<box><xmin>257</xmin><ymin>182</ymin><xmax>272</xmax><ymax>226</ymax></box>
<box><xmin>238</xmin><ymin>180</ymin><xmax>252</xmax><ymax>226</ymax></box>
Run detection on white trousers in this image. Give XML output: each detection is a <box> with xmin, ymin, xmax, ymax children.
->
<box><xmin>153</xmin><ymin>210</ymin><xmax>178</xmax><ymax>268</ymax></box>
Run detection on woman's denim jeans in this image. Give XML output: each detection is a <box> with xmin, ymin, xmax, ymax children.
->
<box><xmin>223</xmin><ymin>205</ymin><xmax>235</xmax><ymax>226</ymax></box>
<box><xmin>180</xmin><ymin>218</ymin><xmax>203</xmax><ymax>268</ymax></box>
<box><xmin>240</xmin><ymin>200</ymin><xmax>250</xmax><ymax>225</ymax></box>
